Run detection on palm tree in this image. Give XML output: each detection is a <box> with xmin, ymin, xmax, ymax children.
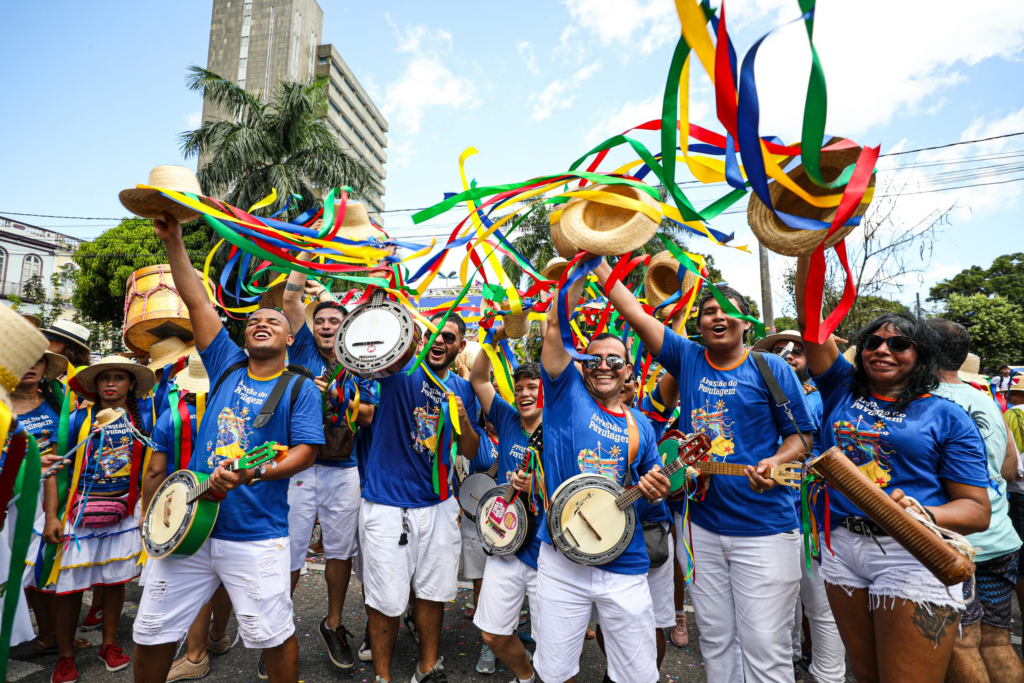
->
<box><xmin>179</xmin><ymin>66</ymin><xmax>380</xmax><ymax>215</ymax></box>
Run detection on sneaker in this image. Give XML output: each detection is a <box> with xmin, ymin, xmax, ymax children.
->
<box><xmin>319</xmin><ymin>618</ymin><xmax>355</xmax><ymax>669</ymax></box>
<box><xmin>207</xmin><ymin>633</ymin><xmax>231</xmax><ymax>656</ymax></box>
<box><xmin>475</xmin><ymin>644</ymin><xmax>496</xmax><ymax>675</ymax></box>
<box><xmin>80</xmin><ymin>605</ymin><xmax>103</xmax><ymax>631</ymax></box>
<box><xmin>411</xmin><ymin>657</ymin><xmax>447</xmax><ymax>683</ymax></box>
<box><xmin>670</xmin><ymin>613</ymin><xmax>689</xmax><ymax>647</ymax></box>
<box><xmin>518</xmin><ymin>608</ymin><xmax>529</xmax><ymax>627</ymax></box>
<box><xmin>517</xmin><ymin>627</ymin><xmax>534</xmax><ymax>644</ymax></box>
<box><xmin>464</xmin><ymin>601</ymin><xmax>476</xmax><ymax>619</ymax></box>
<box><xmin>98</xmin><ymin>644</ymin><xmax>130</xmax><ymax>672</ymax></box>
<box><xmin>51</xmin><ymin>657</ymin><xmax>78</xmax><ymax>683</ymax></box>
<box><xmin>257</xmin><ymin>651</ymin><xmax>267</xmax><ymax>680</ymax></box>
<box><xmin>403</xmin><ymin>608</ymin><xmax>419</xmax><ymax>643</ymax></box>
<box><xmin>167</xmin><ymin>653</ymin><xmax>210</xmax><ymax>682</ymax></box>
<box><xmin>358</xmin><ymin>629</ymin><xmax>373</xmax><ymax>662</ymax></box>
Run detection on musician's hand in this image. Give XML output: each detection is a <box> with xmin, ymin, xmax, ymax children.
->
<box><xmin>889</xmin><ymin>488</ymin><xmax>914</xmax><ymax>510</ymax></box>
<box><xmin>304</xmin><ymin>279</ymin><xmax>327</xmax><ymax>301</ymax></box>
<box><xmin>639</xmin><ymin>465</ymin><xmax>670</xmax><ymax>501</ymax></box>
<box><xmin>153</xmin><ymin>212</ymin><xmax>182</xmax><ymax>242</ymax></box>
<box><xmin>510</xmin><ymin>469</ymin><xmax>529</xmax><ymax>492</ymax></box>
<box><xmin>209</xmin><ymin>461</ymin><xmax>255</xmax><ymax>493</ymax></box>
<box><xmin>453</xmin><ymin>395</ymin><xmax>471</xmax><ymax>430</ymax></box>
<box><xmin>41</xmin><ymin>454</ymin><xmax>66</xmax><ymax>472</ymax></box>
<box><xmin>314</xmin><ymin>376</ymin><xmax>329</xmax><ymax>393</ymax></box>
<box><xmin>745</xmin><ymin>459</ymin><xmax>778</xmax><ymax>493</ymax></box>
<box><xmin>42</xmin><ymin>516</ymin><xmax>63</xmax><ymax>544</ymax></box>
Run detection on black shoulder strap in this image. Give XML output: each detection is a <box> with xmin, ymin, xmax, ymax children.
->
<box><xmin>210</xmin><ymin>360</ymin><xmax>250</xmax><ymax>399</ymax></box>
<box><xmin>253</xmin><ymin>372</ymin><xmax>299</xmax><ymax>429</ymax></box>
<box><xmin>751</xmin><ymin>350</ymin><xmax>812</xmax><ymax>455</ymax></box>
<box><xmin>289</xmin><ymin>371</ymin><xmax>308</xmax><ymax>410</ymax></box>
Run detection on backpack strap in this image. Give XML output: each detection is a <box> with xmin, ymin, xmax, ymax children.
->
<box><xmin>253</xmin><ymin>372</ymin><xmax>297</xmax><ymax>429</ymax></box>
<box><xmin>622</xmin><ymin>407</ymin><xmax>640</xmax><ymax>488</ymax></box>
<box><xmin>210</xmin><ymin>360</ymin><xmax>250</xmax><ymax>399</ymax></box>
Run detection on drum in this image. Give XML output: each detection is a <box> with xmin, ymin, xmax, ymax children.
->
<box><xmin>458</xmin><ymin>472</ymin><xmax>497</xmax><ymax>521</ymax></box>
<box><xmin>334</xmin><ymin>290</ymin><xmax>420</xmax><ymax>380</ymax></box>
<box><xmin>123</xmin><ymin>264</ymin><xmax>200</xmax><ymax>353</ymax></box>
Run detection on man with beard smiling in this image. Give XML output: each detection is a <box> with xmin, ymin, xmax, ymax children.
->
<box><xmin>280</xmin><ymin>258</ymin><xmax>379</xmax><ymax>669</ymax></box>
<box><xmin>134</xmin><ymin>213</ymin><xmax>324</xmax><ymax>683</ymax></box>
<box><xmin>468</xmin><ymin>326</ymin><xmax>543</xmax><ymax>683</ymax></box>
<box><xmin>534</xmin><ymin>272</ymin><xmax>670</xmax><ymax>683</ymax></box>
<box><xmin>360</xmin><ymin>312</ymin><xmax>481</xmax><ymax>683</ymax></box>
<box><xmin>596</xmin><ymin>260</ymin><xmax>815</xmax><ymax>683</ymax></box>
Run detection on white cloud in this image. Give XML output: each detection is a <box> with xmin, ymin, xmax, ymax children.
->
<box><xmin>584</xmin><ymin>94</ymin><xmax>713</xmax><ymax>146</ymax></box>
<box><xmin>562</xmin><ymin>0</ymin><xmax>676</xmax><ymax>57</ymax></box>
<box><xmin>518</xmin><ymin>41</ymin><xmax>540</xmax><ymax>75</ymax></box>
<box><xmin>387</xmin><ymin>140</ymin><xmax>416</xmax><ymax>169</ymax></box>
<box><xmin>530</xmin><ymin>62</ymin><xmax>602</xmax><ymax>121</ymax></box>
<box><xmin>184</xmin><ymin>111</ymin><xmax>202</xmax><ymax>128</ymax></box>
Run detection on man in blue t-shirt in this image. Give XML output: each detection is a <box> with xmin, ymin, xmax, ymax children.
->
<box><xmin>281</xmin><ymin>255</ymin><xmax>378</xmax><ymax>669</ymax></box>
<box><xmin>468</xmin><ymin>326</ymin><xmax>543</xmax><ymax>683</ymax></box>
<box><xmin>597</xmin><ymin>259</ymin><xmax>815</xmax><ymax>683</ymax></box>
<box><xmin>134</xmin><ymin>213</ymin><xmax>324</xmax><ymax>683</ymax></box>
<box><xmin>534</xmin><ymin>270</ymin><xmax>670</xmax><ymax>683</ymax></box>
<box><xmin>360</xmin><ymin>311</ymin><xmax>481</xmax><ymax>683</ymax></box>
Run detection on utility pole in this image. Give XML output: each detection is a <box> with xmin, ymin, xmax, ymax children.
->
<box><xmin>759</xmin><ymin>243</ymin><xmax>774</xmax><ymax>331</ymax></box>
<box><xmin>916</xmin><ymin>292</ymin><xmax>922</xmax><ymax>319</ymax></box>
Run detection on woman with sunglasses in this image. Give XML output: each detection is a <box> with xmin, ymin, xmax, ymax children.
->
<box><xmin>794</xmin><ymin>256</ymin><xmax>991</xmax><ymax>682</ymax></box>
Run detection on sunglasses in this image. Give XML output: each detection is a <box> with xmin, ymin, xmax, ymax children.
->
<box><xmin>772</xmin><ymin>344</ymin><xmax>804</xmax><ymax>357</ymax></box>
<box><xmin>434</xmin><ymin>331</ymin><xmax>458</xmax><ymax>345</ymax></box>
<box><xmin>863</xmin><ymin>334</ymin><xmax>915</xmax><ymax>353</ymax></box>
<box><xmin>583</xmin><ymin>354</ymin><xmax>626</xmax><ymax>371</ymax></box>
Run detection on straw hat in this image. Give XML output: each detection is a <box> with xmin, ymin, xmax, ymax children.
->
<box><xmin>502</xmin><ymin>311</ymin><xmax>531</xmax><ymax>339</ymax></box>
<box><xmin>1008</xmin><ymin>376</ymin><xmax>1024</xmax><ymax>393</ymax></box>
<box><xmin>747</xmin><ymin>145</ymin><xmax>876</xmax><ymax>257</ymax></box>
<box><xmin>559</xmin><ymin>183</ymin><xmax>660</xmax><ymax>256</ymax></box>
<box><xmin>0</xmin><ymin>305</ymin><xmax>49</xmax><ymax>410</ymax></box>
<box><xmin>336</xmin><ymin>201</ymin><xmax>385</xmax><ymax>242</ymax></box>
<box><xmin>550</xmin><ymin>219</ymin><xmax>579</xmax><ymax>259</ymax></box>
<box><xmin>147</xmin><ymin>336</ymin><xmax>195</xmax><ymax>371</ymax></box>
<box><xmin>119</xmin><ymin>165</ymin><xmax>207</xmax><ymax>223</ymax></box>
<box><xmin>22</xmin><ymin>314</ymin><xmax>42</xmax><ymax>329</ymax></box>
<box><xmin>305</xmin><ymin>299</ymin><xmax>348</xmax><ymax>334</ymax></box>
<box><xmin>645</xmin><ymin>251</ymin><xmax>698</xmax><ymax>313</ymax></box>
<box><xmin>41</xmin><ymin>319</ymin><xmax>92</xmax><ymax>355</ymax></box>
<box><xmin>73</xmin><ymin>356</ymin><xmax>157</xmax><ymax>397</ymax></box>
<box><xmin>959</xmin><ymin>352</ymin><xmax>981</xmax><ymax>376</ymax></box>
<box><xmin>752</xmin><ymin>329</ymin><xmax>804</xmax><ymax>353</ymax></box>
<box><xmin>842</xmin><ymin>346</ymin><xmax>858</xmax><ymax>364</ymax></box>
<box><xmin>173</xmin><ymin>350</ymin><xmax>210</xmax><ymax>394</ymax></box>
<box><xmin>94</xmin><ymin>408</ymin><xmax>127</xmax><ymax>428</ymax></box>
<box><xmin>42</xmin><ymin>352</ymin><xmax>69</xmax><ymax>382</ymax></box>
<box><xmin>541</xmin><ymin>257</ymin><xmax>569</xmax><ymax>282</ymax></box>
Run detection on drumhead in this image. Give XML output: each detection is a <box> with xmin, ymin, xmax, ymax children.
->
<box><xmin>549</xmin><ymin>474</ymin><xmax>635</xmax><ymax>566</ymax></box>
<box><xmin>335</xmin><ymin>297</ymin><xmax>416</xmax><ymax>378</ymax></box>
<box><xmin>477</xmin><ymin>486</ymin><xmax>530</xmax><ymax>556</ymax></box>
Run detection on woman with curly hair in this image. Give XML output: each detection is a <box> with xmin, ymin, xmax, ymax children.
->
<box><xmin>795</xmin><ymin>256</ymin><xmax>991</xmax><ymax>682</ymax></box>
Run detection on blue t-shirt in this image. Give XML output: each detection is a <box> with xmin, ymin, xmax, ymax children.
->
<box><xmin>70</xmin><ymin>407</ymin><xmax>152</xmax><ymax>495</ymax></box>
<box><xmin>362</xmin><ymin>361</ymin><xmax>482</xmax><ymax>508</ymax></box>
<box><xmin>539</xmin><ymin>364</ymin><xmax>662</xmax><ymax>575</ymax></box>
<box><xmin>638</xmin><ymin>388</ymin><xmax>673</xmax><ymax>525</ymax></box>
<box><xmin>288</xmin><ymin>325</ymin><xmax>379</xmax><ymax>469</ymax></box>
<box><xmin>488</xmin><ymin>397</ymin><xmax>544</xmax><ymax>569</ymax></box>
<box><xmin>19</xmin><ymin>400</ymin><xmax>60</xmax><ymax>457</ymax></box>
<box><xmin>655</xmin><ymin>330</ymin><xmax>815</xmax><ymax>536</ymax></box>
<box><xmin>814</xmin><ymin>355</ymin><xmax>990</xmax><ymax>526</ymax></box>
<box><xmin>152</xmin><ymin>401</ymin><xmax>198</xmax><ymax>476</ymax></box>
<box><xmin>192</xmin><ymin>328</ymin><xmax>325</xmax><ymax>542</ymax></box>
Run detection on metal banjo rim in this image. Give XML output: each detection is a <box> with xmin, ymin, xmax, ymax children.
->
<box><xmin>334</xmin><ymin>293</ymin><xmax>417</xmax><ymax>379</ymax></box>
<box><xmin>458</xmin><ymin>473</ymin><xmax>497</xmax><ymax>519</ymax></box>
<box><xmin>476</xmin><ymin>485</ymin><xmax>530</xmax><ymax>556</ymax></box>
<box><xmin>142</xmin><ymin>470</ymin><xmax>200</xmax><ymax>559</ymax></box>
<box><xmin>548</xmin><ymin>474</ymin><xmax>636</xmax><ymax>566</ymax></box>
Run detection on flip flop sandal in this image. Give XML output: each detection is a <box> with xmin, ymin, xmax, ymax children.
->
<box><xmin>32</xmin><ymin>637</ymin><xmax>93</xmax><ymax>655</ymax></box>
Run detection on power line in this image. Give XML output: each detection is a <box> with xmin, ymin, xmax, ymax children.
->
<box><xmin>879</xmin><ymin>131</ymin><xmax>1024</xmax><ymax>157</ymax></box>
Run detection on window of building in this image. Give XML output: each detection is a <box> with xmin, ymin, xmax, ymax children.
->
<box><xmin>59</xmin><ymin>263</ymin><xmax>76</xmax><ymax>296</ymax></box>
<box><xmin>0</xmin><ymin>247</ymin><xmax>7</xmax><ymax>283</ymax></box>
<box><xmin>21</xmin><ymin>254</ymin><xmax>42</xmax><ymax>285</ymax></box>
<box><xmin>319</xmin><ymin>57</ymin><xmax>328</xmax><ymax>64</ymax></box>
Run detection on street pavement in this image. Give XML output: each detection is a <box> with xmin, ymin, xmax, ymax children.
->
<box><xmin>8</xmin><ymin>555</ymin><xmax>1023</xmax><ymax>683</ymax></box>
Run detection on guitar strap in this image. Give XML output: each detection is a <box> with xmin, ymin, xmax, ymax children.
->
<box><xmin>751</xmin><ymin>351</ymin><xmax>812</xmax><ymax>455</ymax></box>
<box><xmin>622</xmin><ymin>408</ymin><xmax>640</xmax><ymax>488</ymax></box>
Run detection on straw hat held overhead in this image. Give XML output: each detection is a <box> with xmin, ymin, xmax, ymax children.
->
<box><xmin>119</xmin><ymin>165</ymin><xmax>210</xmax><ymax>223</ymax></box>
<box><xmin>74</xmin><ymin>356</ymin><xmax>157</xmax><ymax>398</ymax></box>
<box><xmin>173</xmin><ymin>351</ymin><xmax>210</xmax><ymax>395</ymax></box>
<box><xmin>541</xmin><ymin>257</ymin><xmax>569</xmax><ymax>283</ymax></box>
<box><xmin>0</xmin><ymin>305</ymin><xmax>50</xmax><ymax>410</ymax></box>
<box><xmin>644</xmin><ymin>250</ymin><xmax>698</xmax><ymax>314</ymax></box>
<box><xmin>559</xmin><ymin>183</ymin><xmax>661</xmax><ymax>256</ymax></box>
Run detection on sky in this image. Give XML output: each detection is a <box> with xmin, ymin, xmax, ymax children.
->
<box><xmin>2</xmin><ymin>0</ymin><xmax>1023</xmax><ymax>319</ymax></box>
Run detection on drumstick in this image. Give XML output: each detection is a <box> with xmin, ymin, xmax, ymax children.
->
<box><xmin>576</xmin><ymin>510</ymin><xmax>602</xmax><ymax>541</ymax></box>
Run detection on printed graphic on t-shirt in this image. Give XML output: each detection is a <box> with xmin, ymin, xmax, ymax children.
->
<box><xmin>207</xmin><ymin>383</ymin><xmax>269</xmax><ymax>466</ymax></box>
<box><xmin>802</xmin><ymin>381</ymin><xmax>818</xmax><ymax>396</ymax></box>
<box><xmin>833</xmin><ymin>402</ymin><xmax>897</xmax><ymax>486</ymax></box>
<box><xmin>412</xmin><ymin>405</ymin><xmax>440</xmax><ymax>455</ymax></box>
<box><xmin>577</xmin><ymin>410</ymin><xmax>628</xmax><ymax>482</ymax></box>
<box><xmin>92</xmin><ymin>423</ymin><xmax>134</xmax><ymax>485</ymax></box>
<box><xmin>691</xmin><ymin>397</ymin><xmax>735</xmax><ymax>459</ymax></box>
<box><xmin>20</xmin><ymin>410</ymin><xmax>57</xmax><ymax>454</ymax></box>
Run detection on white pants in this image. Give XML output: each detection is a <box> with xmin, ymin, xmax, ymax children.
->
<box><xmin>684</xmin><ymin>520</ymin><xmax>801</xmax><ymax>683</ymax></box>
<box><xmin>0</xmin><ymin>516</ymin><xmax>34</xmax><ymax>646</ymax></box>
<box><xmin>791</xmin><ymin>540</ymin><xmax>846</xmax><ymax>683</ymax></box>
<box><xmin>647</xmin><ymin>529</ymin><xmax>676</xmax><ymax>629</ymax></box>
<box><xmin>287</xmin><ymin>465</ymin><xmax>360</xmax><ymax>571</ymax></box>
<box><xmin>534</xmin><ymin>544</ymin><xmax>657</xmax><ymax>683</ymax></box>
<box><xmin>460</xmin><ymin>513</ymin><xmax>487</xmax><ymax>581</ymax></box>
<box><xmin>474</xmin><ymin>554</ymin><xmax>538</xmax><ymax>636</ymax></box>
<box><xmin>359</xmin><ymin>497</ymin><xmax>461</xmax><ymax>617</ymax></box>
<box><xmin>134</xmin><ymin>537</ymin><xmax>293</xmax><ymax>649</ymax></box>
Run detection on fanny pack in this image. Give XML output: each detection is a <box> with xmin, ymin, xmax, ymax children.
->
<box><xmin>642</xmin><ymin>521</ymin><xmax>670</xmax><ymax>568</ymax></box>
<box><xmin>70</xmin><ymin>493</ymin><xmax>129</xmax><ymax>528</ymax></box>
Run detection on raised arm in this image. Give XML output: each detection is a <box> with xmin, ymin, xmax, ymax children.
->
<box><xmin>282</xmin><ymin>251</ymin><xmax>315</xmax><ymax>335</ymax></box>
<box><xmin>154</xmin><ymin>212</ymin><xmax>221</xmax><ymax>350</ymax></box>
<box><xmin>541</xmin><ymin>267</ymin><xmax>588</xmax><ymax>380</ymax></box>
<box><xmin>795</xmin><ymin>255</ymin><xmax>840</xmax><ymax>377</ymax></box>
<box><xmin>656</xmin><ymin>371</ymin><xmax>679</xmax><ymax>413</ymax></box>
<box><xmin>470</xmin><ymin>327</ymin><xmax>502</xmax><ymax>417</ymax></box>
<box><xmin>593</xmin><ymin>259</ymin><xmax>666</xmax><ymax>357</ymax></box>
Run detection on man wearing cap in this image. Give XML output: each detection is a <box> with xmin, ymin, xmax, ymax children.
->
<box><xmin>279</xmin><ymin>255</ymin><xmax>378</xmax><ymax>670</ymax></box>
<box><xmin>752</xmin><ymin>329</ymin><xmax>845</xmax><ymax>683</ymax></box>
<box><xmin>133</xmin><ymin>213</ymin><xmax>325</xmax><ymax>683</ymax></box>
<box><xmin>596</xmin><ymin>260</ymin><xmax>814</xmax><ymax>683</ymax></box>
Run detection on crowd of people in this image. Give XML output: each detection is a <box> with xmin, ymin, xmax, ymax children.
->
<box><xmin>0</xmin><ymin>207</ymin><xmax>1022</xmax><ymax>683</ymax></box>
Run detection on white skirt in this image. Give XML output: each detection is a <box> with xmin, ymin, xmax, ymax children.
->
<box><xmin>26</xmin><ymin>500</ymin><xmax>142</xmax><ymax>594</ymax></box>
<box><xmin>0</xmin><ymin>512</ymin><xmax>35</xmax><ymax>646</ymax></box>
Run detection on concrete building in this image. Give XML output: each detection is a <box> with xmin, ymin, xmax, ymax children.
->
<box><xmin>0</xmin><ymin>215</ymin><xmax>82</xmax><ymax>317</ymax></box>
<box><xmin>202</xmin><ymin>0</ymin><xmax>387</xmax><ymax>221</ymax></box>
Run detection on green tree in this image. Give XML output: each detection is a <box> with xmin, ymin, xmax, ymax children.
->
<box><xmin>929</xmin><ymin>253</ymin><xmax>1024</xmax><ymax>305</ymax></box>
<box><xmin>774</xmin><ymin>316</ymin><xmax>799</xmax><ymax>332</ymax></box>
<box><xmin>941</xmin><ymin>293</ymin><xmax>1024</xmax><ymax>369</ymax></box>
<box><xmin>180</xmin><ymin>66</ymin><xmax>380</xmax><ymax>215</ymax></box>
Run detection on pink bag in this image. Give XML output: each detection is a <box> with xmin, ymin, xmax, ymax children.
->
<box><xmin>70</xmin><ymin>493</ymin><xmax>129</xmax><ymax>528</ymax></box>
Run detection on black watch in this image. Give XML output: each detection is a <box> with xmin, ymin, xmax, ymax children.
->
<box><xmin>247</xmin><ymin>467</ymin><xmax>263</xmax><ymax>487</ymax></box>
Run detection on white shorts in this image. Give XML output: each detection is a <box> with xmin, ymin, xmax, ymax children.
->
<box><xmin>534</xmin><ymin>544</ymin><xmax>657</xmax><ymax>683</ymax></box>
<box><xmin>460</xmin><ymin>513</ymin><xmax>487</xmax><ymax>581</ymax></box>
<box><xmin>359</xmin><ymin>497</ymin><xmax>461</xmax><ymax>617</ymax></box>
<box><xmin>821</xmin><ymin>526</ymin><xmax>965</xmax><ymax>610</ymax></box>
<box><xmin>133</xmin><ymin>536</ymin><xmax>294</xmax><ymax>649</ymax></box>
<box><xmin>287</xmin><ymin>465</ymin><xmax>361</xmax><ymax>571</ymax></box>
<box><xmin>0</xmin><ymin>517</ymin><xmax>34</xmax><ymax>646</ymax></box>
<box><xmin>474</xmin><ymin>554</ymin><xmax>538</xmax><ymax>636</ymax></box>
<box><xmin>646</xmin><ymin>529</ymin><xmax>676</xmax><ymax>629</ymax></box>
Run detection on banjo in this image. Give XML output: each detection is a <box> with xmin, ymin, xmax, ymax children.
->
<box><xmin>476</xmin><ymin>426</ymin><xmax>543</xmax><ymax>556</ymax></box>
<box><xmin>549</xmin><ymin>432</ymin><xmax>712</xmax><ymax>566</ymax></box>
<box><xmin>459</xmin><ymin>458</ymin><xmax>499</xmax><ymax>522</ymax></box>
<box><xmin>142</xmin><ymin>442</ymin><xmax>288</xmax><ymax>558</ymax></box>
<box><xmin>335</xmin><ymin>289</ymin><xmax>420</xmax><ymax>380</ymax></box>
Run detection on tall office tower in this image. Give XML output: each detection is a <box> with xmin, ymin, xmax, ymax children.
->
<box><xmin>201</xmin><ymin>0</ymin><xmax>387</xmax><ymax>221</ymax></box>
